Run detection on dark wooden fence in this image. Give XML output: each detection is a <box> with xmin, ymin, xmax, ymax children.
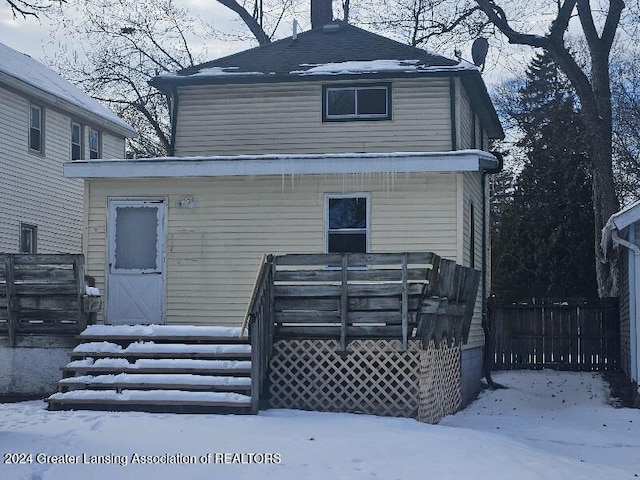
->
<box><xmin>489</xmin><ymin>298</ymin><xmax>619</xmax><ymax>371</ymax></box>
<box><xmin>0</xmin><ymin>254</ymin><xmax>101</xmax><ymax>347</ymax></box>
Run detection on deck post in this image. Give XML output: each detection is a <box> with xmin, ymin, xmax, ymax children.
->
<box><xmin>340</xmin><ymin>254</ymin><xmax>348</xmax><ymax>352</ymax></box>
<box><xmin>250</xmin><ymin>317</ymin><xmax>260</xmax><ymax>414</ymax></box>
<box><xmin>5</xmin><ymin>256</ymin><xmax>16</xmax><ymax>347</ymax></box>
<box><xmin>75</xmin><ymin>255</ymin><xmax>87</xmax><ymax>332</ymax></box>
<box><xmin>401</xmin><ymin>253</ymin><xmax>408</xmax><ymax>350</ymax></box>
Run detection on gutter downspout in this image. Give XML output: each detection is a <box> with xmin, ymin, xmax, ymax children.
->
<box><xmin>612</xmin><ymin>229</ymin><xmax>639</xmax><ymax>384</ymax></box>
<box><xmin>481</xmin><ymin>151</ymin><xmax>503</xmax><ymax>389</ymax></box>
<box><xmin>168</xmin><ymin>87</ymin><xmax>179</xmax><ymax>157</ymax></box>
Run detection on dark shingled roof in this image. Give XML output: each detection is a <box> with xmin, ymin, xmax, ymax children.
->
<box><xmin>178</xmin><ymin>22</ymin><xmax>458</xmax><ymax>76</ymax></box>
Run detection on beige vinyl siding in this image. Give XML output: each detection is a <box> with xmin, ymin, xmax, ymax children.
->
<box><xmin>462</xmin><ymin>171</ymin><xmax>486</xmax><ymax>349</ymax></box>
<box><xmin>0</xmin><ymin>86</ymin><xmax>83</xmax><ymax>253</ymax></box>
<box><xmin>174</xmin><ymin>78</ymin><xmax>452</xmax><ymax>156</ymax></box>
<box><xmin>475</xmin><ymin>113</ymin><xmax>483</xmax><ymax>150</ymax></box>
<box><xmin>86</xmin><ymin>172</ymin><xmax>458</xmax><ymax>325</ymax></box>
<box><xmin>0</xmin><ymin>85</ymin><xmax>128</xmax><ymax>254</ymax></box>
<box><xmin>457</xmin><ymin>81</ymin><xmax>474</xmax><ymax>150</ymax></box>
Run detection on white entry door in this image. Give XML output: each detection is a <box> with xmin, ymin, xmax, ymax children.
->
<box><xmin>107</xmin><ymin>199</ymin><xmax>165</xmax><ymax>325</ymax></box>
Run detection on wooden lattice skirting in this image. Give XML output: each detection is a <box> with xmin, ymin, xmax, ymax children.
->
<box><xmin>269</xmin><ymin>339</ymin><xmax>461</xmax><ymax>423</ymax></box>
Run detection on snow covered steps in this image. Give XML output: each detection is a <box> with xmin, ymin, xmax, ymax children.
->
<box><xmin>46</xmin><ymin>325</ymin><xmax>254</xmax><ymax>414</ymax></box>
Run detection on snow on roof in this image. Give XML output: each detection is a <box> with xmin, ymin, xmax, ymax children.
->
<box><xmin>291</xmin><ymin>59</ymin><xmax>478</xmax><ymax>75</ymax></box>
<box><xmin>160</xmin><ymin>66</ymin><xmax>265</xmax><ymax>78</ymax></box>
<box><xmin>0</xmin><ymin>42</ymin><xmax>135</xmax><ymax>135</ymax></box>
<box><xmin>81</xmin><ymin>324</ymin><xmax>245</xmax><ymax>338</ymax></box>
<box><xmin>601</xmin><ymin>199</ymin><xmax>640</xmax><ymax>256</ymax></box>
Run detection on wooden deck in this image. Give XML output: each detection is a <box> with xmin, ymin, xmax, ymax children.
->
<box><xmin>245</xmin><ymin>252</ymin><xmax>481</xmax><ymax>417</ymax></box>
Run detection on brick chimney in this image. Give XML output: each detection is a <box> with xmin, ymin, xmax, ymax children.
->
<box><xmin>311</xmin><ymin>0</ymin><xmax>333</xmax><ymax>29</ymax></box>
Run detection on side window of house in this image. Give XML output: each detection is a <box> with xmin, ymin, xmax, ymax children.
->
<box><xmin>89</xmin><ymin>127</ymin><xmax>101</xmax><ymax>159</ymax></box>
<box><xmin>71</xmin><ymin>122</ymin><xmax>83</xmax><ymax>160</ymax></box>
<box><xmin>29</xmin><ymin>104</ymin><xmax>44</xmax><ymax>153</ymax></box>
<box><xmin>323</xmin><ymin>84</ymin><xmax>391</xmax><ymax>121</ymax></box>
<box><xmin>20</xmin><ymin>224</ymin><xmax>37</xmax><ymax>254</ymax></box>
<box><xmin>325</xmin><ymin>194</ymin><xmax>369</xmax><ymax>253</ymax></box>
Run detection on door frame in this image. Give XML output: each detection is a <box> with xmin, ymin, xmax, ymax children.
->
<box><xmin>105</xmin><ymin>196</ymin><xmax>167</xmax><ymax>325</ymax></box>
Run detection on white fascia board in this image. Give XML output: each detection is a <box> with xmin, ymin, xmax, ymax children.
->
<box><xmin>65</xmin><ymin>150</ymin><xmax>498</xmax><ymax>179</ymax></box>
<box><xmin>0</xmin><ymin>72</ymin><xmax>137</xmax><ymax>138</ymax></box>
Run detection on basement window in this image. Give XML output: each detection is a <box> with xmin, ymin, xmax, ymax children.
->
<box><xmin>323</xmin><ymin>84</ymin><xmax>391</xmax><ymax>121</ymax></box>
<box><xmin>325</xmin><ymin>194</ymin><xmax>370</xmax><ymax>254</ymax></box>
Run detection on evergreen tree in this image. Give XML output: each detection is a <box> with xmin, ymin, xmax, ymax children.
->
<box><xmin>492</xmin><ymin>53</ymin><xmax>597</xmax><ymax>299</ymax></box>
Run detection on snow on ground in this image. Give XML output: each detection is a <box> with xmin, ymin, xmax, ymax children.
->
<box><xmin>0</xmin><ymin>370</ymin><xmax>638</xmax><ymax>480</ymax></box>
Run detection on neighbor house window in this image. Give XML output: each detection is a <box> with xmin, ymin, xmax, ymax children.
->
<box><xmin>29</xmin><ymin>104</ymin><xmax>43</xmax><ymax>153</ymax></box>
<box><xmin>89</xmin><ymin>127</ymin><xmax>101</xmax><ymax>159</ymax></box>
<box><xmin>20</xmin><ymin>224</ymin><xmax>37</xmax><ymax>254</ymax></box>
<box><xmin>323</xmin><ymin>84</ymin><xmax>391</xmax><ymax>121</ymax></box>
<box><xmin>71</xmin><ymin>122</ymin><xmax>82</xmax><ymax>160</ymax></box>
<box><xmin>325</xmin><ymin>194</ymin><xmax>369</xmax><ymax>253</ymax></box>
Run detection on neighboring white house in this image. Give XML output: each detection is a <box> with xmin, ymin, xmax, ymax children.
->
<box><xmin>604</xmin><ymin>201</ymin><xmax>640</xmax><ymax>405</ymax></box>
<box><xmin>0</xmin><ymin>42</ymin><xmax>136</xmax><ymax>254</ymax></box>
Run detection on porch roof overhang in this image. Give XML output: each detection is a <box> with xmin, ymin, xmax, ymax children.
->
<box><xmin>606</xmin><ymin>200</ymin><xmax>640</xmax><ymax>232</ymax></box>
<box><xmin>601</xmin><ymin>200</ymin><xmax>640</xmax><ymax>259</ymax></box>
<box><xmin>64</xmin><ymin>150</ymin><xmax>498</xmax><ymax>179</ymax></box>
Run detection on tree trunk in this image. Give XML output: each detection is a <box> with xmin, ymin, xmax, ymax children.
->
<box><xmin>588</xmin><ymin>115</ymin><xmax>620</xmax><ymax>297</ymax></box>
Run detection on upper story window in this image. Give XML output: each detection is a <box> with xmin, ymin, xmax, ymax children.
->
<box><xmin>71</xmin><ymin>122</ymin><xmax>83</xmax><ymax>160</ymax></box>
<box><xmin>323</xmin><ymin>84</ymin><xmax>391</xmax><ymax>122</ymax></box>
<box><xmin>29</xmin><ymin>104</ymin><xmax>44</xmax><ymax>153</ymax></box>
<box><xmin>325</xmin><ymin>194</ymin><xmax>370</xmax><ymax>254</ymax></box>
<box><xmin>20</xmin><ymin>223</ymin><xmax>37</xmax><ymax>254</ymax></box>
<box><xmin>89</xmin><ymin>127</ymin><xmax>101</xmax><ymax>159</ymax></box>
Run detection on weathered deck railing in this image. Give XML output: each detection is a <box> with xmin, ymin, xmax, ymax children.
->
<box><xmin>244</xmin><ymin>254</ymin><xmax>276</xmax><ymax>413</ymax></box>
<box><xmin>273</xmin><ymin>253</ymin><xmax>442</xmax><ymax>350</ymax></box>
<box><xmin>0</xmin><ymin>254</ymin><xmax>100</xmax><ymax>347</ymax></box>
<box><xmin>246</xmin><ymin>252</ymin><xmax>481</xmax><ymax>349</ymax></box>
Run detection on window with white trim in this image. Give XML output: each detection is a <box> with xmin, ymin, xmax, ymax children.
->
<box><xmin>89</xmin><ymin>127</ymin><xmax>101</xmax><ymax>159</ymax></box>
<box><xmin>325</xmin><ymin>194</ymin><xmax>369</xmax><ymax>253</ymax></box>
<box><xmin>29</xmin><ymin>104</ymin><xmax>43</xmax><ymax>153</ymax></box>
<box><xmin>323</xmin><ymin>84</ymin><xmax>391</xmax><ymax>121</ymax></box>
<box><xmin>71</xmin><ymin>122</ymin><xmax>83</xmax><ymax>160</ymax></box>
<box><xmin>20</xmin><ymin>223</ymin><xmax>37</xmax><ymax>254</ymax></box>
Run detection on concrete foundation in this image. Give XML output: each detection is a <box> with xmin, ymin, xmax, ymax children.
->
<box><xmin>0</xmin><ymin>346</ymin><xmax>69</xmax><ymax>397</ymax></box>
<box><xmin>460</xmin><ymin>346</ymin><xmax>483</xmax><ymax>406</ymax></box>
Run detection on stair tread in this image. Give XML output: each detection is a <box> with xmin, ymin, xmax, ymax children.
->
<box><xmin>78</xmin><ymin>325</ymin><xmax>248</xmax><ymax>343</ymax></box>
<box><xmin>46</xmin><ymin>389</ymin><xmax>251</xmax><ymax>407</ymax></box>
<box><xmin>71</xmin><ymin>342</ymin><xmax>251</xmax><ymax>359</ymax></box>
<box><xmin>59</xmin><ymin>373</ymin><xmax>251</xmax><ymax>389</ymax></box>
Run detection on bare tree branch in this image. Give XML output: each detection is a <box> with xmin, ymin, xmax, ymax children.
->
<box><xmin>216</xmin><ymin>0</ymin><xmax>270</xmax><ymax>45</ymax></box>
<box><xmin>4</xmin><ymin>0</ymin><xmax>65</xmax><ymax>18</ymax></box>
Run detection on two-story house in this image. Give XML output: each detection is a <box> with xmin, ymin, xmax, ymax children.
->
<box><xmin>64</xmin><ymin>21</ymin><xmax>504</xmax><ymax>406</ymax></box>
<box><xmin>0</xmin><ymin>42</ymin><xmax>136</xmax><ymax>254</ymax></box>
